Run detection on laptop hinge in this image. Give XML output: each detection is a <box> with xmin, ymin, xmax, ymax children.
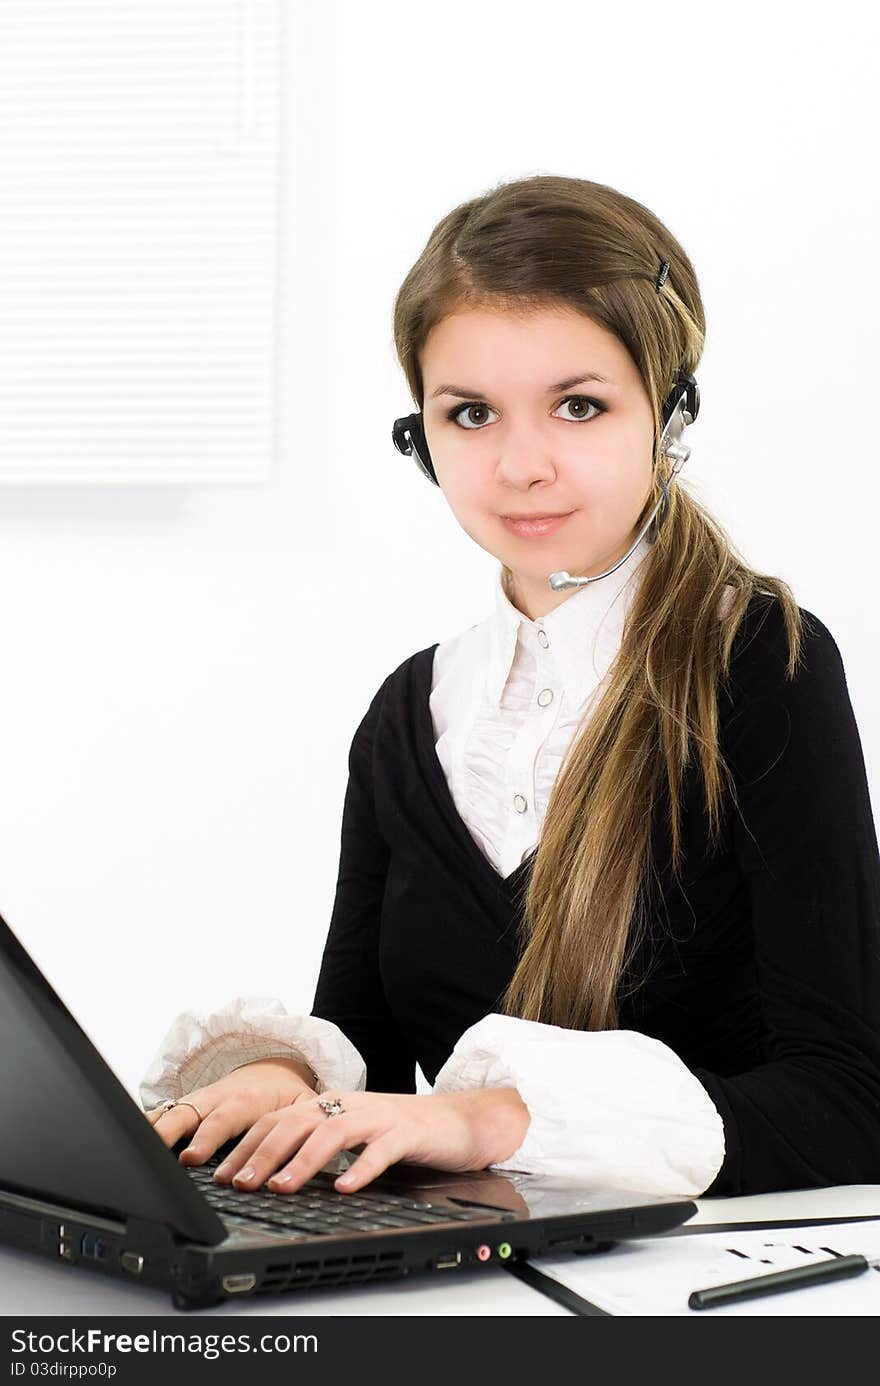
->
<box><xmin>122</xmin><ymin>1216</ymin><xmax>182</xmax><ymax>1255</ymax></box>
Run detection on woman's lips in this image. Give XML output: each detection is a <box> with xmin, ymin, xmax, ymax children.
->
<box><xmin>500</xmin><ymin>512</ymin><xmax>574</xmax><ymax>538</ymax></box>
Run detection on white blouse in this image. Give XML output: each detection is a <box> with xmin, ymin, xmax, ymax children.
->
<box><xmin>140</xmin><ymin>535</ymin><xmax>726</xmax><ymax>1197</ymax></box>
<box><xmin>432</xmin><ymin>534</ymin><xmax>654</xmax><ymax>879</ymax></box>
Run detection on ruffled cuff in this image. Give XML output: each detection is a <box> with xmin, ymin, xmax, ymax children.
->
<box><xmin>432</xmin><ymin>1013</ymin><xmax>725</xmax><ymax>1197</ymax></box>
<box><xmin>139</xmin><ymin>997</ymin><xmax>366</xmax><ymax>1110</ymax></box>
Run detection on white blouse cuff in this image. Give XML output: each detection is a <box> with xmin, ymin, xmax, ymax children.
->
<box><xmin>432</xmin><ymin>1013</ymin><xmax>726</xmax><ymax>1197</ymax></box>
<box><xmin>138</xmin><ymin>997</ymin><xmax>367</xmax><ymax>1110</ymax></box>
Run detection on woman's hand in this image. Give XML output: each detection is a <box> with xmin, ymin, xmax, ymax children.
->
<box><xmin>144</xmin><ymin>1056</ymin><xmax>317</xmax><ymax>1159</ymax></box>
<box><xmin>210</xmin><ymin>1086</ymin><xmax>531</xmax><ymax>1195</ymax></box>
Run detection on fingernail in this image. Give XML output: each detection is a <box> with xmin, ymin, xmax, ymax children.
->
<box><xmin>336</xmin><ymin>1172</ymin><xmax>356</xmax><ymax>1187</ymax></box>
<box><xmin>233</xmin><ymin>1166</ymin><xmax>255</xmax><ymax>1185</ymax></box>
<box><xmin>270</xmin><ymin>1172</ymin><xmax>292</xmax><ymax>1186</ymax></box>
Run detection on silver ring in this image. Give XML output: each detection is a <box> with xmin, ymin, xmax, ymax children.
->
<box><xmin>158</xmin><ymin>1098</ymin><xmax>205</xmax><ymax>1123</ymax></box>
<box><xmin>317</xmin><ymin>1097</ymin><xmax>345</xmax><ymax>1118</ymax></box>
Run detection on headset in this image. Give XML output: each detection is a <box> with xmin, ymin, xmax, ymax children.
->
<box><xmin>391</xmin><ymin>369</ymin><xmax>699</xmax><ymax>589</ymax></box>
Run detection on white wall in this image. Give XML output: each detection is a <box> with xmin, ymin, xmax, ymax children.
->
<box><xmin>1</xmin><ymin>0</ymin><xmax>877</xmax><ymax>1099</ymax></box>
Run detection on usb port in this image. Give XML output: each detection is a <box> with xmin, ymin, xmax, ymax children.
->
<box><xmin>434</xmin><ymin>1252</ymin><xmax>462</xmax><ymax>1269</ymax></box>
<box><xmin>80</xmin><ymin>1234</ymin><xmax>108</xmax><ymax>1260</ymax></box>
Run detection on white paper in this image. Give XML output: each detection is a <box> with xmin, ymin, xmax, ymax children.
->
<box><xmin>536</xmin><ymin>1221</ymin><xmax>880</xmax><ymax>1315</ymax></box>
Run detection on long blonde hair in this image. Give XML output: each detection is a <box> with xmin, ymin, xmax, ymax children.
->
<box><xmin>392</xmin><ymin>174</ymin><xmax>804</xmax><ymax>1030</ymax></box>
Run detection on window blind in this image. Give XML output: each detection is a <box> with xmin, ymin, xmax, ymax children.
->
<box><xmin>0</xmin><ymin>0</ymin><xmax>279</xmax><ymax>483</ymax></box>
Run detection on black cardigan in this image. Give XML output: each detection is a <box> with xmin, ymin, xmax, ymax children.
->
<box><xmin>311</xmin><ymin>594</ymin><xmax>880</xmax><ymax>1196</ymax></box>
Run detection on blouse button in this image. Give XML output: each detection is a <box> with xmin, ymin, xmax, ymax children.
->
<box><xmin>537</xmin><ymin>630</ymin><xmax>549</xmax><ymax>649</ymax></box>
<box><xmin>513</xmin><ymin>794</ymin><xmax>528</xmax><ymax>813</ymax></box>
<box><xmin>537</xmin><ymin>687</ymin><xmax>554</xmax><ymax>707</ymax></box>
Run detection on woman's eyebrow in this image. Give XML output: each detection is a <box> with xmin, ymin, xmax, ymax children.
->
<box><xmin>429</xmin><ymin>372</ymin><xmax>613</xmax><ymax>400</ymax></box>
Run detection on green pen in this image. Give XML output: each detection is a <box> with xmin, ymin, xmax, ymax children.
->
<box><xmin>688</xmin><ymin>1253</ymin><xmax>880</xmax><ymax>1310</ymax></box>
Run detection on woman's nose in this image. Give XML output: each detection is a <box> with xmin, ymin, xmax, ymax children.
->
<box><xmin>494</xmin><ymin>430</ymin><xmax>557</xmax><ymax>486</ymax></box>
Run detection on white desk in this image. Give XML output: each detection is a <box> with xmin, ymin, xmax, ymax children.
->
<box><xmin>2</xmin><ymin>1187</ymin><xmax>879</xmax><ymax>1316</ymax></box>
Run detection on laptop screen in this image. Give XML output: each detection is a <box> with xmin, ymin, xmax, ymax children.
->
<box><xmin>0</xmin><ymin>911</ymin><xmax>224</xmax><ymax>1243</ymax></box>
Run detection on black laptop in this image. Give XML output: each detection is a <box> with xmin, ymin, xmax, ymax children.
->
<box><xmin>0</xmin><ymin>910</ymin><xmax>697</xmax><ymax>1311</ymax></box>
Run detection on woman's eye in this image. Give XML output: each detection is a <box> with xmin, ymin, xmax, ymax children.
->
<box><xmin>447</xmin><ymin>396</ymin><xmax>604</xmax><ymax>429</ymax></box>
<box><xmin>449</xmin><ymin>403</ymin><xmax>499</xmax><ymax>430</ymax></box>
<box><xmin>554</xmin><ymin>396</ymin><xmax>604</xmax><ymax>422</ymax></box>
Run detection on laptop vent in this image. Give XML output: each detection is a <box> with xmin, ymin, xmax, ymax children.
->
<box><xmin>257</xmin><ymin>1250</ymin><xmax>405</xmax><ymax>1294</ymax></box>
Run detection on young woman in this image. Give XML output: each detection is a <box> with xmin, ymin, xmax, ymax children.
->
<box><xmin>142</xmin><ymin>174</ymin><xmax>880</xmax><ymax>1200</ymax></box>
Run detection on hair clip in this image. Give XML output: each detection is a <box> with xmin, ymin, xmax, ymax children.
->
<box><xmin>656</xmin><ymin>260</ymin><xmax>670</xmax><ymax>292</ymax></box>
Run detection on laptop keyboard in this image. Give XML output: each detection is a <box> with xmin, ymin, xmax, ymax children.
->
<box><xmin>185</xmin><ymin>1164</ymin><xmax>505</xmax><ymax>1238</ymax></box>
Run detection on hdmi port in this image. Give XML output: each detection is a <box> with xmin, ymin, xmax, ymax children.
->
<box><xmin>222</xmin><ymin>1272</ymin><xmax>257</xmax><ymax>1293</ymax></box>
<box><xmin>434</xmin><ymin>1252</ymin><xmax>462</xmax><ymax>1269</ymax></box>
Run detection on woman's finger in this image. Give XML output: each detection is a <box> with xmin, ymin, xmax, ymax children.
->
<box><xmin>230</xmin><ymin>1110</ymin><xmax>342</xmax><ymax>1189</ymax></box>
<box><xmin>211</xmin><ymin>1104</ymin><xmax>320</xmax><ymax>1184</ymax></box>
<box><xmin>264</xmin><ymin>1115</ymin><xmax>374</xmax><ymax>1192</ymax></box>
<box><xmin>146</xmin><ymin>1104</ymin><xmax>203</xmax><ymax>1148</ymax></box>
<box><xmin>176</xmin><ymin>1102</ymin><xmax>255</xmax><ymax>1165</ymax></box>
<box><xmin>270</xmin><ymin>1125</ymin><xmax>406</xmax><ymax>1196</ymax></box>
<box><xmin>264</xmin><ymin>1110</ymin><xmax>394</xmax><ymax>1193</ymax></box>
<box><xmin>227</xmin><ymin>1107</ymin><xmax>361</xmax><ymax>1191</ymax></box>
<box><xmin>145</xmin><ymin>1104</ymin><xmax>178</xmax><ymax>1128</ymax></box>
<box><xmin>328</xmin><ymin>1130</ymin><xmax>408</xmax><ymax>1193</ymax></box>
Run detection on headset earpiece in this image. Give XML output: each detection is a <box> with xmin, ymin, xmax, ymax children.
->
<box><xmin>654</xmin><ymin>369</ymin><xmax>699</xmax><ymax>533</ymax></box>
<box><xmin>391</xmin><ymin>412</ymin><xmax>438</xmax><ymax>486</ymax></box>
<box><xmin>660</xmin><ymin>369</ymin><xmax>699</xmax><ymax>432</ymax></box>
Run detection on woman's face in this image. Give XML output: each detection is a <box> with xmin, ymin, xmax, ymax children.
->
<box><xmin>420</xmin><ymin>303</ymin><xmax>656</xmax><ymax>620</ymax></box>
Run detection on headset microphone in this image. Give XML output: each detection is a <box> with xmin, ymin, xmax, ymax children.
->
<box><xmin>392</xmin><ymin>368</ymin><xmax>699</xmax><ymax>589</ymax></box>
<box><xmin>548</xmin><ymin>370</ymin><xmax>698</xmax><ymax>590</ymax></box>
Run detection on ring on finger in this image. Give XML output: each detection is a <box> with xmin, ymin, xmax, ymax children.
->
<box><xmin>317</xmin><ymin>1096</ymin><xmax>345</xmax><ymax>1118</ymax></box>
<box><xmin>158</xmin><ymin>1098</ymin><xmax>205</xmax><ymax>1124</ymax></box>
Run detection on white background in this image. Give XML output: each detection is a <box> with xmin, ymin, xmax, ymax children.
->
<box><xmin>0</xmin><ymin>0</ymin><xmax>877</xmax><ymax>1099</ymax></box>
